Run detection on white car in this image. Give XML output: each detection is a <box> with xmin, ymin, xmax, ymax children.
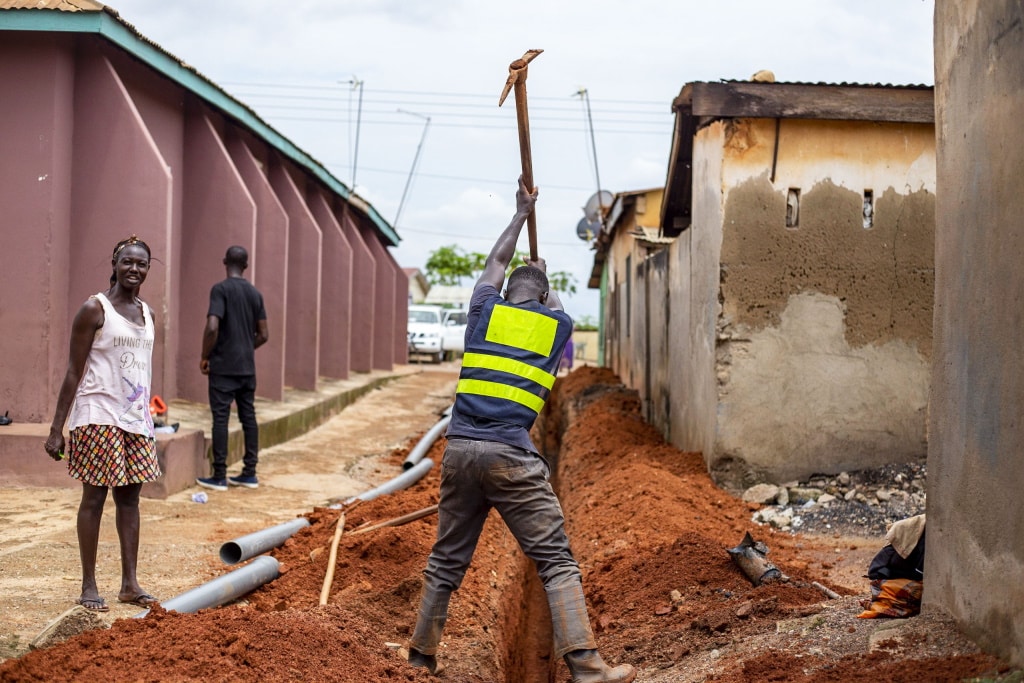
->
<box><xmin>441</xmin><ymin>309</ymin><xmax>468</xmax><ymax>359</ymax></box>
<box><xmin>408</xmin><ymin>304</ymin><xmax>446</xmax><ymax>363</ymax></box>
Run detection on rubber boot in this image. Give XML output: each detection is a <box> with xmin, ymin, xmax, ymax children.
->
<box><xmin>407</xmin><ymin>587</ymin><xmax>450</xmax><ymax>675</ymax></box>
<box><xmin>547</xmin><ymin>583</ymin><xmax>636</xmax><ymax>683</ymax></box>
<box><xmin>407</xmin><ymin>647</ymin><xmax>445</xmax><ymax>676</ymax></box>
<box><xmin>564</xmin><ymin>650</ymin><xmax>636</xmax><ymax>683</ymax></box>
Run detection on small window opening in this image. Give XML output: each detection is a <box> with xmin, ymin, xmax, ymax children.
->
<box><xmin>863</xmin><ymin>190</ymin><xmax>874</xmax><ymax>229</ymax></box>
<box><xmin>786</xmin><ymin>188</ymin><xmax>800</xmax><ymax>228</ymax></box>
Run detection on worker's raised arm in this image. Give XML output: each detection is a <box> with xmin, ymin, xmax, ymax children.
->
<box><xmin>477</xmin><ymin>176</ymin><xmax>537</xmax><ymax>290</ymax></box>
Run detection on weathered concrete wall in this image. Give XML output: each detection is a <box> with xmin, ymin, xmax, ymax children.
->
<box><xmin>713</xmin><ymin>118</ymin><xmax>935</xmax><ymax>482</ymax></box>
<box><xmin>605</xmin><ymin>227</ymin><xmax>638</xmax><ymax>388</ymax></box>
<box><xmin>673</xmin><ymin>124</ymin><xmax>727</xmax><ymax>466</ymax></box>
<box><xmin>719</xmin><ymin>292</ymin><xmax>929</xmax><ymax>482</ymax></box>
<box><xmin>930</xmin><ymin>0</ymin><xmax>1024</xmax><ymax>666</ymax></box>
<box><xmin>640</xmin><ymin>249</ymin><xmax>671</xmax><ymax>438</ymax></box>
<box><xmin>665</xmin><ymin>234</ymin><xmax>692</xmax><ymax>456</ymax></box>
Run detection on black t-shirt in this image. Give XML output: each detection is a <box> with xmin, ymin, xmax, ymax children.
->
<box><xmin>207</xmin><ymin>277</ymin><xmax>266</xmax><ymax>376</ymax></box>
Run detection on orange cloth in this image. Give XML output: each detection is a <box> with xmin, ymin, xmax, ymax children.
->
<box><xmin>857</xmin><ymin>578</ymin><xmax>923</xmax><ymax>619</ymax></box>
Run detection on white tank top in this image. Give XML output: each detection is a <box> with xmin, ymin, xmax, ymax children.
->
<box><xmin>68</xmin><ymin>292</ymin><xmax>155</xmax><ymax>438</ymax></box>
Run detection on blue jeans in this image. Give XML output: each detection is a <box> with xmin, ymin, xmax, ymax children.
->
<box><xmin>423</xmin><ymin>437</ymin><xmax>581</xmax><ymax>594</ymax></box>
<box><xmin>208</xmin><ymin>373</ymin><xmax>258</xmax><ymax>479</ymax></box>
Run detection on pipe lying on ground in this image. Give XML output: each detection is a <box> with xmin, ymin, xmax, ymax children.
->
<box><xmin>143</xmin><ymin>413</ymin><xmax>445</xmax><ymax>618</ymax></box>
<box><xmin>135</xmin><ymin>555</ymin><xmax>279</xmax><ymax>618</ymax></box>
<box><xmin>220</xmin><ymin>517</ymin><xmax>311</xmax><ymax>565</ymax></box>
<box><xmin>346</xmin><ymin>457</ymin><xmax>434</xmax><ymax>505</ymax></box>
<box><xmin>402</xmin><ymin>414</ymin><xmax>452</xmax><ymax>470</ymax></box>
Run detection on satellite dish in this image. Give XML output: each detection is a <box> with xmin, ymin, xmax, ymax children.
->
<box><xmin>576</xmin><ymin>217</ymin><xmax>600</xmax><ymax>242</ymax></box>
<box><xmin>583</xmin><ymin>190</ymin><xmax>613</xmax><ymax>222</ymax></box>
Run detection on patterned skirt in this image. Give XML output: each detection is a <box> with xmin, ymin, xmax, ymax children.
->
<box><xmin>68</xmin><ymin>424</ymin><xmax>161</xmax><ymax>487</ymax></box>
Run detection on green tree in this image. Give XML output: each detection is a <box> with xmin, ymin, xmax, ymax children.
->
<box><xmin>424</xmin><ymin>244</ymin><xmax>577</xmax><ymax>296</ymax></box>
<box><xmin>423</xmin><ymin>245</ymin><xmax>485</xmax><ymax>287</ymax></box>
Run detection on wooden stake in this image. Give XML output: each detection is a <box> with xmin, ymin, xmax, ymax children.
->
<box><xmin>351</xmin><ymin>504</ymin><xmax>439</xmax><ymax>535</ymax></box>
<box><xmin>319</xmin><ymin>511</ymin><xmax>346</xmax><ymax>606</ymax></box>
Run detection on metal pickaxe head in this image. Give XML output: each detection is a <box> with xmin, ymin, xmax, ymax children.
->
<box><xmin>498</xmin><ymin>49</ymin><xmax>544</xmax><ymax>106</ymax></box>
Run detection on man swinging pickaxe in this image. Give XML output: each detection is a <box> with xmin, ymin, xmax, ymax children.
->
<box><xmin>499</xmin><ymin>48</ymin><xmax>543</xmax><ymax>262</ymax></box>
<box><xmin>404</xmin><ymin>52</ymin><xmax>636</xmax><ymax>682</ymax></box>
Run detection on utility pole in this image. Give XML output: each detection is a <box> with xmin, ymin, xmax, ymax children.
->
<box><xmin>394</xmin><ymin>109</ymin><xmax>431</xmax><ymax>228</ymax></box>
<box><xmin>575</xmin><ymin>87</ymin><xmax>607</xmax><ymax>228</ymax></box>
<box><xmin>343</xmin><ymin>76</ymin><xmax>364</xmax><ymax>192</ymax></box>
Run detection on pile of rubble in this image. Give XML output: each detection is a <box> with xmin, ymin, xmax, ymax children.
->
<box><xmin>740</xmin><ymin>459</ymin><xmax>927</xmax><ymax>537</ymax></box>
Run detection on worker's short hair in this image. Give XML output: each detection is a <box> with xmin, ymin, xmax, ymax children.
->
<box><xmin>507</xmin><ymin>265</ymin><xmax>549</xmax><ymax>293</ymax></box>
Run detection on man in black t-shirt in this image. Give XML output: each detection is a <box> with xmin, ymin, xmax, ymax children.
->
<box><xmin>196</xmin><ymin>246</ymin><xmax>268</xmax><ymax>492</ymax></box>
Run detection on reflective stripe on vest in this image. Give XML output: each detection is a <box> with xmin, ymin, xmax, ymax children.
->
<box><xmin>455</xmin><ymin>378</ymin><xmax>547</xmax><ymax>414</ymax></box>
<box><xmin>460</xmin><ymin>352</ymin><xmax>556</xmax><ymax>391</ymax></box>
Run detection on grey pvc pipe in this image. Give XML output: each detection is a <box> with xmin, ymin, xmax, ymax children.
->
<box><xmin>134</xmin><ymin>555</ymin><xmax>279</xmax><ymax>618</ymax></box>
<box><xmin>137</xmin><ymin>413</ymin><xmax>445</xmax><ymax>618</ymax></box>
<box><xmin>220</xmin><ymin>517</ymin><xmax>311</xmax><ymax>565</ymax></box>
<box><xmin>346</xmin><ymin>457</ymin><xmax>434</xmax><ymax>505</ymax></box>
<box><xmin>402</xmin><ymin>414</ymin><xmax>452</xmax><ymax>470</ymax></box>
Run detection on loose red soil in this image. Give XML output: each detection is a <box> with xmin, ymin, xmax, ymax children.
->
<box><xmin>0</xmin><ymin>367</ymin><xmax>1013</xmax><ymax>682</ymax></box>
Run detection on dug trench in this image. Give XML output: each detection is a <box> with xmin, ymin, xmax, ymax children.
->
<box><xmin>0</xmin><ymin>367</ymin><xmax>1013</xmax><ymax>682</ymax></box>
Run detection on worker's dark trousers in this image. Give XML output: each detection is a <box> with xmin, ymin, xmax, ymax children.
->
<box><xmin>410</xmin><ymin>438</ymin><xmax>596</xmax><ymax>656</ymax></box>
<box><xmin>208</xmin><ymin>373</ymin><xmax>258</xmax><ymax>479</ymax></box>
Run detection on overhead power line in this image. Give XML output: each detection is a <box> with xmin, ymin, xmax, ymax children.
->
<box><xmin>220</xmin><ymin>81</ymin><xmax>668</xmax><ymax>107</ymax></box>
<box><xmin>396</xmin><ymin>224</ymin><xmax>590</xmax><ymax>248</ymax></box>
<box><xmin>266</xmin><ymin>115</ymin><xmax>667</xmax><ymax>136</ymax></box>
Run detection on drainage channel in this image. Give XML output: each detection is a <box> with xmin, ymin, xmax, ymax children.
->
<box><xmin>494</xmin><ymin>424</ymin><xmax>567</xmax><ymax>682</ymax></box>
<box><xmin>134</xmin><ymin>405</ymin><xmax>570</xmax><ymax>683</ymax></box>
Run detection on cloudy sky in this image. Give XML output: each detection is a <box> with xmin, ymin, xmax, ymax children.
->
<box><xmin>106</xmin><ymin>0</ymin><xmax>935</xmax><ymax>321</ymax></box>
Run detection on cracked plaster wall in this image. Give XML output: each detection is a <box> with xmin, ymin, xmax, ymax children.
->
<box><xmin>707</xmin><ymin>118</ymin><xmax>936</xmax><ymax>482</ymax></box>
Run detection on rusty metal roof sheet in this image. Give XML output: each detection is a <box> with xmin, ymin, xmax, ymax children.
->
<box><xmin>0</xmin><ymin>0</ymin><xmax>103</xmax><ymax>10</ymax></box>
<box><xmin>722</xmin><ymin>78</ymin><xmax>933</xmax><ymax>90</ymax></box>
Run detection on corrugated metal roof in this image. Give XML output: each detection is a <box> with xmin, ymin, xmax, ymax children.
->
<box><xmin>722</xmin><ymin>78</ymin><xmax>933</xmax><ymax>90</ymax></box>
<box><xmin>0</xmin><ymin>0</ymin><xmax>102</xmax><ymax>10</ymax></box>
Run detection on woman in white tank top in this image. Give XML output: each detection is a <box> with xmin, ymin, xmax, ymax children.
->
<box><xmin>44</xmin><ymin>236</ymin><xmax>162</xmax><ymax>612</ymax></box>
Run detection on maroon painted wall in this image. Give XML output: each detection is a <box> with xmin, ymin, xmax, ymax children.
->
<box><xmin>70</xmin><ymin>52</ymin><xmax>173</xmax><ymax>398</ymax></box>
<box><xmin>390</xmin><ymin>253</ymin><xmax>411</xmax><ymax>365</ymax></box>
<box><xmin>309</xmin><ymin>191</ymin><xmax>352</xmax><ymax>379</ymax></box>
<box><xmin>1</xmin><ymin>32</ymin><xmax>402</xmax><ymax>438</ymax></box>
<box><xmin>357</xmin><ymin>221</ymin><xmax>399</xmax><ymax>370</ymax></box>
<box><xmin>341</xmin><ymin>209</ymin><xmax>377</xmax><ymax>373</ymax></box>
<box><xmin>271</xmin><ymin>163</ymin><xmax>321</xmax><ymax>390</ymax></box>
<box><xmin>116</xmin><ymin>45</ymin><xmax>186</xmax><ymax>403</ymax></box>
<box><xmin>227</xmin><ymin>136</ymin><xmax>288</xmax><ymax>401</ymax></box>
<box><xmin>179</xmin><ymin>112</ymin><xmax>257</xmax><ymax>402</ymax></box>
<box><xmin>0</xmin><ymin>35</ymin><xmax>75</xmax><ymax>422</ymax></box>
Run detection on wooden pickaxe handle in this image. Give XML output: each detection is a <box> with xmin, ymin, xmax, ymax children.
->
<box><xmin>499</xmin><ymin>49</ymin><xmax>543</xmax><ymax>261</ymax></box>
